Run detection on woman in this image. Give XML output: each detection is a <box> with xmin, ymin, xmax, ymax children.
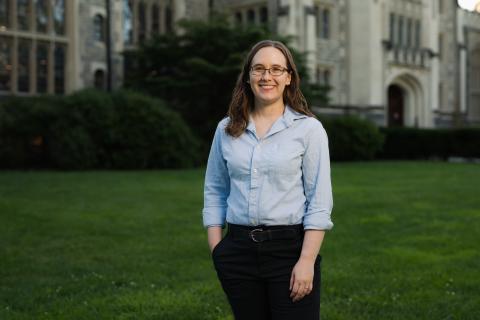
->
<box><xmin>202</xmin><ymin>40</ymin><xmax>333</xmax><ymax>320</ymax></box>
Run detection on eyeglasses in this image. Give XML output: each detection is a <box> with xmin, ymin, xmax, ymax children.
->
<box><xmin>250</xmin><ymin>65</ymin><xmax>289</xmax><ymax>77</ymax></box>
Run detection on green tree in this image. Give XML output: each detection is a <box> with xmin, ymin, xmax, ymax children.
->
<box><xmin>124</xmin><ymin>16</ymin><xmax>329</xmax><ymax>155</ymax></box>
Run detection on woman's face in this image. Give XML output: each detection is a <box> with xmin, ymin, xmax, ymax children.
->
<box><xmin>249</xmin><ymin>47</ymin><xmax>292</xmax><ymax>108</ymax></box>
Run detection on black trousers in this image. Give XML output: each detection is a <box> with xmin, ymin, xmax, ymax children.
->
<box><xmin>212</xmin><ymin>224</ymin><xmax>321</xmax><ymax>320</ymax></box>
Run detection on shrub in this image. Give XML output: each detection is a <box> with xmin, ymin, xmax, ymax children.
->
<box><xmin>108</xmin><ymin>90</ymin><xmax>200</xmax><ymax>169</ymax></box>
<box><xmin>378</xmin><ymin>127</ymin><xmax>480</xmax><ymax>160</ymax></box>
<box><xmin>0</xmin><ymin>90</ymin><xmax>200</xmax><ymax>169</ymax></box>
<box><xmin>47</xmin><ymin>90</ymin><xmax>114</xmax><ymax>169</ymax></box>
<box><xmin>320</xmin><ymin>115</ymin><xmax>385</xmax><ymax>161</ymax></box>
<box><xmin>0</xmin><ymin>95</ymin><xmax>58</xmax><ymax>168</ymax></box>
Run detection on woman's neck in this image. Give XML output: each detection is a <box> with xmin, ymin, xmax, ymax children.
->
<box><xmin>252</xmin><ymin>99</ymin><xmax>285</xmax><ymax>120</ymax></box>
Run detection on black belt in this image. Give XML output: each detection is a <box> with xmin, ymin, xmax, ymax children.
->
<box><xmin>227</xmin><ymin>223</ymin><xmax>304</xmax><ymax>243</ymax></box>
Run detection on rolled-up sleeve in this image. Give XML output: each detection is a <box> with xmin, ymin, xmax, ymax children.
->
<box><xmin>202</xmin><ymin>121</ymin><xmax>230</xmax><ymax>228</ymax></box>
<box><xmin>301</xmin><ymin>122</ymin><xmax>334</xmax><ymax>230</ymax></box>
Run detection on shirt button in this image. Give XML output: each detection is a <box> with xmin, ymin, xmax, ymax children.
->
<box><xmin>253</xmin><ymin>169</ymin><xmax>258</xmax><ymax>173</ymax></box>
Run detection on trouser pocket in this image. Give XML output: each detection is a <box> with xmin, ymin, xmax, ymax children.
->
<box><xmin>211</xmin><ymin>233</ymin><xmax>228</xmax><ymax>258</ymax></box>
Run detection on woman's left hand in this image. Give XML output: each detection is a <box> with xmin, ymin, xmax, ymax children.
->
<box><xmin>289</xmin><ymin>258</ymin><xmax>315</xmax><ymax>302</ymax></box>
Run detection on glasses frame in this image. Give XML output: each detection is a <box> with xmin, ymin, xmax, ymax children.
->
<box><xmin>249</xmin><ymin>65</ymin><xmax>290</xmax><ymax>77</ymax></box>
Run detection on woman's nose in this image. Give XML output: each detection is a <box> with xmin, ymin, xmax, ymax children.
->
<box><xmin>260</xmin><ymin>70</ymin><xmax>272</xmax><ymax>80</ymax></box>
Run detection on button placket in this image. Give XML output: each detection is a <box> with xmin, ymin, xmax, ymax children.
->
<box><xmin>249</xmin><ymin>141</ymin><xmax>262</xmax><ymax>225</ymax></box>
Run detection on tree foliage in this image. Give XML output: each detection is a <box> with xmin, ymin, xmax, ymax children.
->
<box><xmin>124</xmin><ymin>16</ymin><xmax>329</xmax><ymax>154</ymax></box>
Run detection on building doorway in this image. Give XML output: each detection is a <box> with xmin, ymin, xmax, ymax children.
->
<box><xmin>388</xmin><ymin>84</ymin><xmax>405</xmax><ymax>127</ymax></box>
<box><xmin>94</xmin><ymin>69</ymin><xmax>105</xmax><ymax>90</ymax></box>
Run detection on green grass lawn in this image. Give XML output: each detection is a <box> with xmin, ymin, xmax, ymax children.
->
<box><xmin>0</xmin><ymin>161</ymin><xmax>479</xmax><ymax>320</ymax></box>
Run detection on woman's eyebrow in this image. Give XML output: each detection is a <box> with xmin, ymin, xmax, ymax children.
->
<box><xmin>251</xmin><ymin>63</ymin><xmax>285</xmax><ymax>67</ymax></box>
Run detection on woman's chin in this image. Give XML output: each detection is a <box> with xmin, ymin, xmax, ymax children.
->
<box><xmin>255</xmin><ymin>96</ymin><xmax>282</xmax><ymax>106</ymax></box>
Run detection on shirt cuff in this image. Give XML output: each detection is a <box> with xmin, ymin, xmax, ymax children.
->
<box><xmin>303</xmin><ymin>213</ymin><xmax>334</xmax><ymax>230</ymax></box>
<box><xmin>202</xmin><ymin>206</ymin><xmax>227</xmax><ymax>228</ymax></box>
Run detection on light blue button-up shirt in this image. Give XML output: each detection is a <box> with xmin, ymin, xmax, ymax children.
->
<box><xmin>202</xmin><ymin>105</ymin><xmax>333</xmax><ymax>230</ymax></box>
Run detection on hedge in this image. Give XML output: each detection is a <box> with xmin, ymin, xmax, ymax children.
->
<box><xmin>320</xmin><ymin>115</ymin><xmax>385</xmax><ymax>161</ymax></box>
<box><xmin>378</xmin><ymin>127</ymin><xmax>480</xmax><ymax>160</ymax></box>
<box><xmin>0</xmin><ymin>90</ymin><xmax>201</xmax><ymax>169</ymax></box>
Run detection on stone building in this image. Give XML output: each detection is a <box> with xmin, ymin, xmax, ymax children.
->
<box><xmin>459</xmin><ymin>7</ymin><xmax>480</xmax><ymax>125</ymax></box>
<box><xmin>0</xmin><ymin>0</ymin><xmax>208</xmax><ymax>96</ymax></box>
<box><xmin>0</xmin><ymin>0</ymin><xmax>69</xmax><ymax>95</ymax></box>
<box><xmin>0</xmin><ymin>0</ymin><xmax>479</xmax><ymax>127</ymax></box>
<box><xmin>215</xmin><ymin>0</ymin><xmax>480</xmax><ymax>127</ymax></box>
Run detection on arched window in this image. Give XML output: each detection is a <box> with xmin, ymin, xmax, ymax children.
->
<box><xmin>316</xmin><ymin>67</ymin><xmax>331</xmax><ymax>86</ymax></box>
<box><xmin>316</xmin><ymin>7</ymin><xmax>331</xmax><ymax>39</ymax></box>
<box><xmin>235</xmin><ymin>11</ymin><xmax>242</xmax><ymax>26</ymax></box>
<box><xmin>138</xmin><ymin>1</ymin><xmax>146</xmax><ymax>42</ymax></box>
<box><xmin>123</xmin><ymin>0</ymin><xmax>133</xmax><ymax>45</ymax></box>
<box><xmin>316</xmin><ymin>66</ymin><xmax>321</xmax><ymax>85</ymax></box>
<box><xmin>18</xmin><ymin>40</ymin><xmax>31</xmax><ymax>92</ymax></box>
<box><xmin>471</xmin><ymin>49</ymin><xmax>480</xmax><ymax>88</ymax></box>
<box><xmin>36</xmin><ymin>42</ymin><xmax>48</xmax><ymax>93</ymax></box>
<box><xmin>54</xmin><ymin>44</ymin><xmax>66</xmax><ymax>94</ymax></box>
<box><xmin>414</xmin><ymin>20</ymin><xmax>421</xmax><ymax>49</ymax></box>
<box><xmin>322</xmin><ymin>9</ymin><xmax>330</xmax><ymax>39</ymax></box>
<box><xmin>36</xmin><ymin>0</ymin><xmax>48</xmax><ymax>33</ymax></box>
<box><xmin>0</xmin><ymin>36</ymin><xmax>12</xmax><ymax>91</ymax></box>
<box><xmin>468</xmin><ymin>48</ymin><xmax>480</xmax><ymax>119</ymax></box>
<box><xmin>165</xmin><ymin>4</ymin><xmax>173</xmax><ymax>33</ymax></box>
<box><xmin>94</xmin><ymin>69</ymin><xmax>105</xmax><ymax>90</ymax></box>
<box><xmin>438</xmin><ymin>33</ymin><xmax>444</xmax><ymax>60</ymax></box>
<box><xmin>53</xmin><ymin>0</ymin><xmax>65</xmax><ymax>35</ymax></box>
<box><xmin>260</xmin><ymin>7</ymin><xmax>268</xmax><ymax>24</ymax></box>
<box><xmin>94</xmin><ymin>14</ymin><xmax>105</xmax><ymax>42</ymax></box>
<box><xmin>406</xmin><ymin>18</ymin><xmax>412</xmax><ymax>48</ymax></box>
<box><xmin>247</xmin><ymin>9</ymin><xmax>255</xmax><ymax>25</ymax></box>
<box><xmin>324</xmin><ymin>69</ymin><xmax>330</xmax><ymax>86</ymax></box>
<box><xmin>390</xmin><ymin>13</ymin><xmax>396</xmax><ymax>45</ymax></box>
<box><xmin>0</xmin><ymin>0</ymin><xmax>11</xmax><ymax>29</ymax></box>
<box><xmin>152</xmin><ymin>4</ymin><xmax>160</xmax><ymax>35</ymax></box>
<box><xmin>398</xmin><ymin>16</ymin><xmax>404</xmax><ymax>47</ymax></box>
<box><xmin>438</xmin><ymin>82</ymin><xmax>443</xmax><ymax>109</ymax></box>
<box><xmin>17</xmin><ymin>0</ymin><xmax>30</xmax><ymax>31</ymax></box>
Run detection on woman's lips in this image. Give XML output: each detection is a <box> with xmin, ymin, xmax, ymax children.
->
<box><xmin>259</xmin><ymin>84</ymin><xmax>275</xmax><ymax>90</ymax></box>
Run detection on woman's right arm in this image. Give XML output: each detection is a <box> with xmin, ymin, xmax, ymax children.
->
<box><xmin>202</xmin><ymin>122</ymin><xmax>230</xmax><ymax>252</ymax></box>
<box><xmin>207</xmin><ymin>226</ymin><xmax>223</xmax><ymax>252</ymax></box>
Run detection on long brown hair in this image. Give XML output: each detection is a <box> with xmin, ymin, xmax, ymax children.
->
<box><xmin>225</xmin><ymin>40</ymin><xmax>314</xmax><ymax>137</ymax></box>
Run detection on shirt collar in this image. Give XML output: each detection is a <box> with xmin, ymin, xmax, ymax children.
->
<box><xmin>246</xmin><ymin>105</ymin><xmax>308</xmax><ymax>136</ymax></box>
<box><xmin>246</xmin><ymin>116</ymin><xmax>256</xmax><ymax>133</ymax></box>
<box><xmin>283</xmin><ymin>105</ymin><xmax>308</xmax><ymax>127</ymax></box>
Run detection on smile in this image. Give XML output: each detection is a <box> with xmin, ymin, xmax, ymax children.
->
<box><xmin>259</xmin><ymin>84</ymin><xmax>275</xmax><ymax>89</ymax></box>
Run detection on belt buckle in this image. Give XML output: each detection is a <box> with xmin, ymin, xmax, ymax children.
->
<box><xmin>249</xmin><ymin>228</ymin><xmax>263</xmax><ymax>242</ymax></box>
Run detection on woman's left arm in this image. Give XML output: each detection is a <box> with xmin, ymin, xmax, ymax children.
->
<box><xmin>290</xmin><ymin>121</ymin><xmax>333</xmax><ymax>302</ymax></box>
<box><xmin>289</xmin><ymin>230</ymin><xmax>325</xmax><ymax>302</ymax></box>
